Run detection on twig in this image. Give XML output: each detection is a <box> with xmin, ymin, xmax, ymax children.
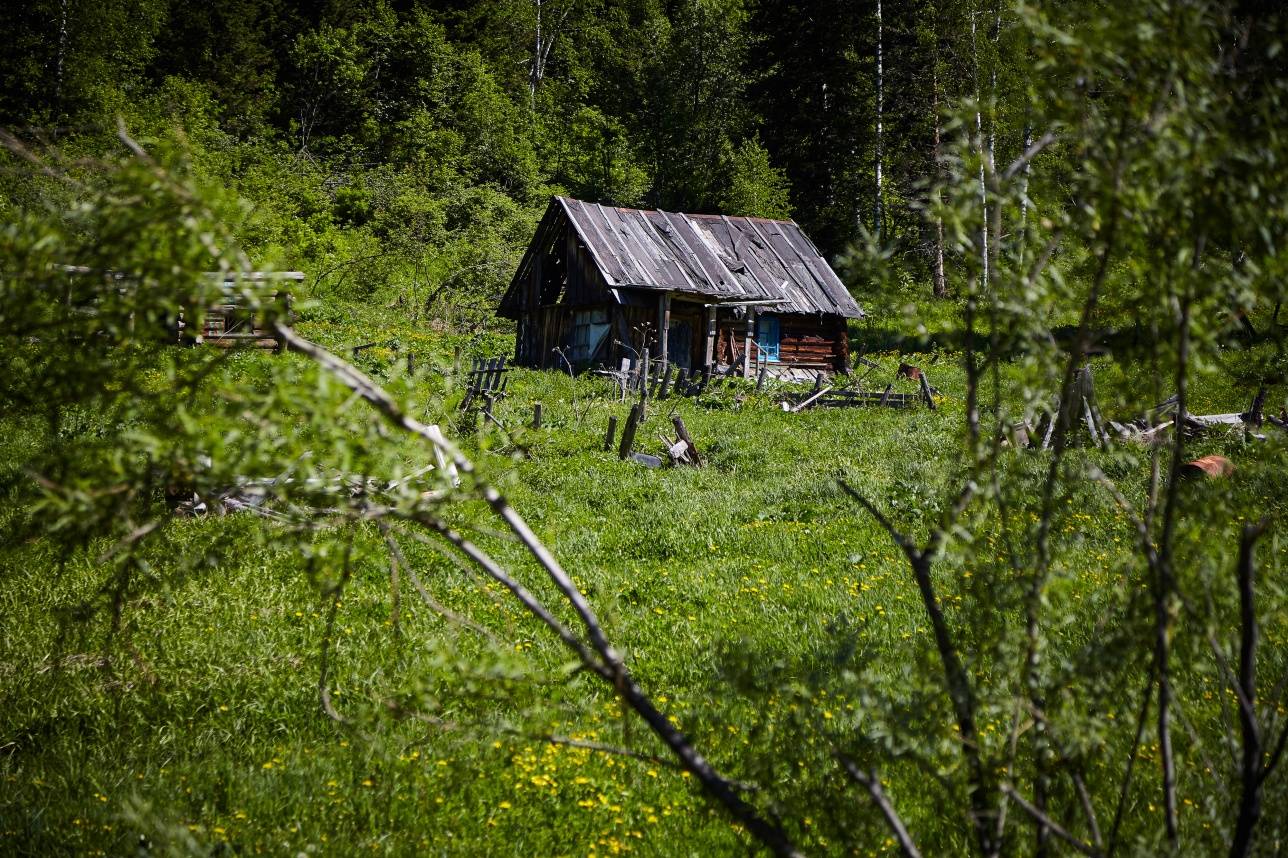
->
<box><xmin>1231</xmin><ymin>518</ymin><xmax>1272</xmax><ymax>858</ymax></box>
<box><xmin>272</xmin><ymin>324</ymin><xmax>800</xmax><ymax>855</ymax></box>
<box><xmin>837</xmin><ymin>755</ymin><xmax>922</xmax><ymax>858</ymax></box>
<box><xmin>380</xmin><ymin>523</ymin><xmax>499</xmax><ymax>643</ymax></box>
<box><xmin>318</xmin><ymin>536</ymin><xmax>354</xmax><ymax>725</ymax></box>
<box><xmin>1002</xmin><ymin>785</ymin><xmax>1101</xmax><ymax>857</ymax></box>
<box><xmin>838</xmin><ymin>480</ymin><xmax>994</xmax><ymax>856</ymax></box>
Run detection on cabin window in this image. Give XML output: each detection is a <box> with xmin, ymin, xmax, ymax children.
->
<box><xmin>569</xmin><ymin>308</ymin><xmax>610</xmax><ymax>362</ymax></box>
<box><xmin>756</xmin><ymin>315</ymin><xmax>780</xmax><ymax>362</ymax></box>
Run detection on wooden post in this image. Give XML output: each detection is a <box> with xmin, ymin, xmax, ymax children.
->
<box><xmin>659</xmin><ymin>362</ymin><xmax>674</xmax><ymax>400</ymax></box>
<box><xmin>756</xmin><ymin>360</ymin><xmax>768</xmax><ymax>392</ymax></box>
<box><xmin>639</xmin><ymin>347</ymin><xmax>650</xmax><ymax>419</ymax></box>
<box><xmin>619</xmin><ymin>404</ymin><xmax>642</xmax><ymax>459</ymax></box>
<box><xmin>672</xmin><ymin>416</ymin><xmax>704</xmax><ymax>467</ymax></box>
<box><xmin>743</xmin><ymin>311</ymin><xmax>755</xmax><ymax>378</ymax></box>
<box><xmin>920</xmin><ymin>373</ymin><xmax>936</xmax><ymax>410</ymax></box>
<box><xmin>532</xmin><ymin>402</ymin><xmax>542</xmax><ymax>429</ymax></box>
<box><xmin>658</xmin><ymin>292</ymin><xmax>671</xmax><ymax>372</ymax></box>
<box><xmin>704</xmin><ymin>305</ymin><xmax>717</xmax><ymax>370</ymax></box>
<box><xmin>604</xmin><ymin>415</ymin><xmax>618</xmax><ymax>451</ymax></box>
<box><xmin>879</xmin><ymin>383</ymin><xmax>894</xmax><ymax>406</ymax></box>
<box><xmin>406</xmin><ymin>352</ymin><xmax>415</xmax><ymax>375</ymax></box>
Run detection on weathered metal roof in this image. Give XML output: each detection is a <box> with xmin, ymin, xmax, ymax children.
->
<box><xmin>508</xmin><ymin>197</ymin><xmax>864</xmax><ymax>318</ymax></box>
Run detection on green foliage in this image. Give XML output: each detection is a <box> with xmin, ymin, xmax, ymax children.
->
<box><xmin>721</xmin><ymin>137</ymin><xmax>793</xmax><ymax>220</ymax></box>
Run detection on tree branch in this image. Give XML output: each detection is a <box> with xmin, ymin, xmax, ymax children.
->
<box><xmin>837</xmin><ymin>755</ymin><xmax>922</xmax><ymax>858</ymax></box>
<box><xmin>276</xmin><ymin>323</ymin><xmax>802</xmax><ymax>857</ymax></box>
<box><xmin>1002</xmin><ymin>785</ymin><xmax>1101</xmax><ymax>857</ymax></box>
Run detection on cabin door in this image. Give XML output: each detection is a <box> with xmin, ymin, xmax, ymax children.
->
<box><xmin>756</xmin><ymin>315</ymin><xmax>780</xmax><ymax>362</ymax></box>
<box><xmin>667</xmin><ymin>320</ymin><xmax>692</xmax><ymax>369</ymax></box>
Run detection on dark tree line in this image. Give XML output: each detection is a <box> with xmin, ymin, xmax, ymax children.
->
<box><xmin>0</xmin><ymin>0</ymin><xmax>1060</xmax><ymax>282</ymax></box>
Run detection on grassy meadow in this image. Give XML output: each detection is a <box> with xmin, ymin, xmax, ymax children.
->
<box><xmin>2</xmin><ymin>309</ymin><xmax>1286</xmax><ymax>856</ymax></box>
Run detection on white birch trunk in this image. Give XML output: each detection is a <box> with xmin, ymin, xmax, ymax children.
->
<box><xmin>874</xmin><ymin>0</ymin><xmax>884</xmax><ymax>238</ymax></box>
<box><xmin>1019</xmin><ymin>122</ymin><xmax>1032</xmax><ymax>264</ymax></box>
<box><xmin>933</xmin><ymin>63</ymin><xmax>947</xmax><ymax>298</ymax></box>
<box><xmin>988</xmin><ymin>6</ymin><xmax>1001</xmax><ymax>271</ymax></box>
<box><xmin>972</xmin><ymin>10</ymin><xmax>990</xmax><ymax>292</ymax></box>
<box><xmin>55</xmin><ymin>0</ymin><xmax>69</xmax><ymax>111</ymax></box>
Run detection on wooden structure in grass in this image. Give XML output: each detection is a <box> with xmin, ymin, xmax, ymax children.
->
<box><xmin>497</xmin><ymin>197</ymin><xmax>864</xmax><ymax>377</ymax></box>
<box><xmin>56</xmin><ymin>266</ymin><xmax>301</xmax><ymax>350</ymax></box>
<box><xmin>187</xmin><ymin>271</ymin><xmax>303</xmax><ymax>349</ymax></box>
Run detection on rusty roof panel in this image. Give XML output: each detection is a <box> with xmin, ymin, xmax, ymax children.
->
<box><xmin>553</xmin><ymin>196</ymin><xmax>863</xmax><ymax>318</ymax></box>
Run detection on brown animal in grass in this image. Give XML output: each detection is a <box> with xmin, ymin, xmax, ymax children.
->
<box><xmin>896</xmin><ymin>363</ymin><xmax>922</xmax><ymax>381</ymax></box>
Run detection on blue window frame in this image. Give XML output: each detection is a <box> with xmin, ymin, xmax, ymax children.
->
<box><xmin>756</xmin><ymin>315</ymin><xmax>780</xmax><ymax>362</ymax></box>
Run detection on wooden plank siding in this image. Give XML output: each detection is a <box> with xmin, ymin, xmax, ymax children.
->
<box><xmin>715</xmin><ymin>313</ymin><xmax>847</xmax><ymax>373</ymax></box>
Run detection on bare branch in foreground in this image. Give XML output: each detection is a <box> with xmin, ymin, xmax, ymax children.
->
<box><xmin>275</xmin><ymin>323</ymin><xmax>802</xmax><ymax>858</ymax></box>
<box><xmin>837</xmin><ymin>755</ymin><xmax>922</xmax><ymax>858</ymax></box>
<box><xmin>1231</xmin><ymin>518</ymin><xmax>1272</xmax><ymax>858</ymax></box>
<box><xmin>1002</xmin><ymin>785</ymin><xmax>1101</xmax><ymax>857</ymax></box>
<box><xmin>838</xmin><ymin>480</ymin><xmax>995</xmax><ymax>857</ymax></box>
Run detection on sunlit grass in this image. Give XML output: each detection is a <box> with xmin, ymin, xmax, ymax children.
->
<box><xmin>1</xmin><ymin>337</ymin><xmax>1284</xmax><ymax>855</ymax></box>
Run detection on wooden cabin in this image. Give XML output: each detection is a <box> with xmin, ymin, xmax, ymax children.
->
<box><xmin>497</xmin><ymin>197</ymin><xmax>863</xmax><ymax>377</ymax></box>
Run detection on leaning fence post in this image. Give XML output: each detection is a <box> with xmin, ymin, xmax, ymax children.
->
<box><xmin>532</xmin><ymin>402</ymin><xmax>543</xmax><ymax>429</ymax></box>
<box><xmin>672</xmin><ymin>416</ymin><xmax>704</xmax><ymax>467</ymax></box>
<box><xmin>659</xmin><ymin>363</ymin><xmax>674</xmax><ymax>400</ymax></box>
<box><xmin>604</xmin><ymin>415</ymin><xmax>619</xmax><ymax>452</ymax></box>
<box><xmin>919</xmin><ymin>373</ymin><xmax>936</xmax><ymax>410</ymax></box>
<box><xmin>618</xmin><ymin>404</ymin><xmax>642</xmax><ymax>460</ymax></box>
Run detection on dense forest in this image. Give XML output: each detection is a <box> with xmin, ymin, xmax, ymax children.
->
<box><xmin>0</xmin><ymin>0</ymin><xmax>1066</xmax><ymax>312</ymax></box>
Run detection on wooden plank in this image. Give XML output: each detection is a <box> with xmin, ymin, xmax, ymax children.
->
<box><xmin>565</xmin><ymin>199</ymin><xmax>629</xmax><ymax>285</ymax></box>
<box><xmin>920</xmin><ymin>373</ymin><xmax>936</xmax><ymax>410</ymax></box>
<box><xmin>618</xmin><ymin>404</ymin><xmax>642</xmax><ymax>459</ymax></box>
<box><xmin>672</xmin><ymin>416</ymin><xmax>704</xmax><ymax>467</ymax></box>
<box><xmin>791</xmin><ymin>386</ymin><xmax>833</xmax><ymax>413</ymax></box>
<box><xmin>607</xmin><ymin>207</ymin><xmax>665</xmax><ymax>287</ymax></box>
<box><xmin>659</xmin><ymin>211</ymin><xmax>730</xmax><ymax>294</ymax></box>
<box><xmin>604</xmin><ymin>415</ymin><xmax>619</xmax><ymax>451</ymax></box>
<box><xmin>641</xmin><ymin>211</ymin><xmax>707</xmax><ymax>288</ymax></box>
<box><xmin>602</xmin><ymin>206</ymin><xmax>661</xmax><ymax>285</ymax></box>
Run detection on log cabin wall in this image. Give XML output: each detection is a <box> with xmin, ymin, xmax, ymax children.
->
<box><xmin>714</xmin><ymin>312</ymin><xmax>848</xmax><ymax>373</ymax></box>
